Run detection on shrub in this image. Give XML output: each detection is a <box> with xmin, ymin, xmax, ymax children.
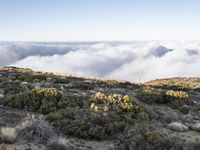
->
<box><xmin>47</xmin><ymin>92</ymin><xmax>146</xmax><ymax>140</ymax></box>
<box><xmin>0</xmin><ymin>127</ymin><xmax>17</xmax><ymax>144</ymax></box>
<box><xmin>179</xmin><ymin>105</ymin><xmax>190</xmax><ymax>114</ymax></box>
<box><xmin>129</xmin><ymin>125</ymin><xmax>174</xmax><ymax>150</ymax></box>
<box><xmin>57</xmin><ymin>95</ymin><xmax>87</xmax><ymax>109</ymax></box>
<box><xmin>73</xmin><ymin>82</ymin><xmax>93</xmax><ymax>90</ymax></box>
<box><xmin>0</xmin><ymin>144</ymin><xmax>3</xmax><ymax>150</ymax></box>
<box><xmin>5</xmin><ymin>86</ymin><xmax>146</xmax><ymax>140</ymax></box>
<box><xmin>137</xmin><ymin>87</ymin><xmax>189</xmax><ymax>109</ymax></box>
<box><xmin>18</xmin><ymin>75</ymin><xmax>34</xmax><ymax>82</ymax></box>
<box><xmin>18</xmin><ymin>74</ymin><xmax>47</xmax><ymax>83</ymax></box>
<box><xmin>48</xmin><ymin>137</ymin><xmax>74</xmax><ymax>150</ymax></box>
<box><xmin>165</xmin><ymin>90</ymin><xmax>188</xmax><ymax>100</ymax></box>
<box><xmin>5</xmin><ymin>87</ymin><xmax>61</xmax><ymax>114</ymax></box>
<box><xmin>0</xmin><ymin>77</ymin><xmax>7</xmax><ymax>82</ymax></box>
<box><xmin>137</xmin><ymin>86</ymin><xmax>166</xmax><ymax>104</ymax></box>
<box><xmin>16</xmin><ymin>118</ymin><xmax>55</xmax><ymax>144</ymax></box>
<box><xmin>0</xmin><ymin>81</ymin><xmax>22</xmax><ymax>95</ymax></box>
<box><xmin>52</xmin><ymin>77</ymin><xmax>69</xmax><ymax>84</ymax></box>
<box><xmin>166</xmin><ymin>90</ymin><xmax>188</xmax><ymax>108</ymax></box>
<box><xmin>167</xmin><ymin>80</ymin><xmax>190</xmax><ymax>91</ymax></box>
<box><xmin>33</xmin><ymin>74</ymin><xmax>47</xmax><ymax>81</ymax></box>
<box><xmin>90</xmin><ymin>92</ymin><xmax>135</xmax><ymax>112</ymax></box>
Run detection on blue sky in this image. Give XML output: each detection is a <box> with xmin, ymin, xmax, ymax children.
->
<box><xmin>1</xmin><ymin>0</ymin><xmax>200</xmax><ymax>41</ymax></box>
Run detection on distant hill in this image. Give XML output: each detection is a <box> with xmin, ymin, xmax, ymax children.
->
<box><xmin>145</xmin><ymin>77</ymin><xmax>200</xmax><ymax>90</ymax></box>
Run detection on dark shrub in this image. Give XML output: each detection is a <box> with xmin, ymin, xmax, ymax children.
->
<box><xmin>47</xmin><ymin>93</ymin><xmax>147</xmax><ymax>140</ymax></box>
<box><xmin>131</xmin><ymin>125</ymin><xmax>174</xmax><ymax>150</ymax></box>
<box><xmin>179</xmin><ymin>105</ymin><xmax>190</xmax><ymax>114</ymax></box>
<box><xmin>137</xmin><ymin>86</ymin><xmax>166</xmax><ymax>104</ymax></box>
<box><xmin>1</xmin><ymin>81</ymin><xmax>22</xmax><ymax>95</ymax></box>
<box><xmin>5</xmin><ymin>87</ymin><xmax>61</xmax><ymax>113</ymax></box>
<box><xmin>73</xmin><ymin>82</ymin><xmax>93</xmax><ymax>90</ymax></box>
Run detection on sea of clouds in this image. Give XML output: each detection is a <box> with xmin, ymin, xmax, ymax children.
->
<box><xmin>0</xmin><ymin>41</ymin><xmax>200</xmax><ymax>82</ymax></box>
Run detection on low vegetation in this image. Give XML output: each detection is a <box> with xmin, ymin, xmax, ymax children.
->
<box><xmin>5</xmin><ymin>87</ymin><xmax>61</xmax><ymax>114</ymax></box>
<box><xmin>137</xmin><ymin>86</ymin><xmax>189</xmax><ymax>109</ymax></box>
<box><xmin>0</xmin><ymin>127</ymin><xmax>17</xmax><ymax>144</ymax></box>
<box><xmin>1</xmin><ymin>67</ymin><xmax>200</xmax><ymax>149</ymax></box>
<box><xmin>131</xmin><ymin>125</ymin><xmax>174</xmax><ymax>150</ymax></box>
<box><xmin>137</xmin><ymin>86</ymin><xmax>165</xmax><ymax>104</ymax></box>
<box><xmin>145</xmin><ymin>77</ymin><xmax>200</xmax><ymax>90</ymax></box>
<box><xmin>47</xmin><ymin>92</ymin><xmax>147</xmax><ymax>140</ymax></box>
<box><xmin>5</xmin><ymin>86</ymin><xmax>147</xmax><ymax>140</ymax></box>
<box><xmin>165</xmin><ymin>90</ymin><xmax>189</xmax><ymax>108</ymax></box>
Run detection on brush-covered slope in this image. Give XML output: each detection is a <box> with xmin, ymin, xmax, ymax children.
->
<box><xmin>0</xmin><ymin>67</ymin><xmax>200</xmax><ymax>150</ymax></box>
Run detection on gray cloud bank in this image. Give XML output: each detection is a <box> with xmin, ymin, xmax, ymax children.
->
<box><xmin>0</xmin><ymin>41</ymin><xmax>200</xmax><ymax>82</ymax></box>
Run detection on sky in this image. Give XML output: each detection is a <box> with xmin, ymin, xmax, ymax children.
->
<box><xmin>1</xmin><ymin>0</ymin><xmax>200</xmax><ymax>41</ymax></box>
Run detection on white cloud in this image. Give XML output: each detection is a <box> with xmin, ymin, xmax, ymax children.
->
<box><xmin>0</xmin><ymin>41</ymin><xmax>200</xmax><ymax>82</ymax></box>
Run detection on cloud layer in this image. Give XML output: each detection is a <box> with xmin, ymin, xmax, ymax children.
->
<box><xmin>0</xmin><ymin>41</ymin><xmax>200</xmax><ymax>82</ymax></box>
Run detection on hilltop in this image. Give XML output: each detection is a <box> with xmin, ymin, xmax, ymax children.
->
<box><xmin>0</xmin><ymin>67</ymin><xmax>200</xmax><ymax>150</ymax></box>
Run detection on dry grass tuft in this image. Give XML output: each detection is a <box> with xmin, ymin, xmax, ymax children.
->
<box><xmin>0</xmin><ymin>127</ymin><xmax>17</xmax><ymax>143</ymax></box>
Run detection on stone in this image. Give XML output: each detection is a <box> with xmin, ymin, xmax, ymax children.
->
<box><xmin>191</xmin><ymin>123</ymin><xmax>200</xmax><ymax>132</ymax></box>
<box><xmin>168</xmin><ymin>122</ymin><xmax>188</xmax><ymax>132</ymax></box>
<box><xmin>21</xmin><ymin>82</ymin><xmax>29</xmax><ymax>85</ymax></box>
<box><xmin>0</xmin><ymin>94</ymin><xmax>4</xmax><ymax>101</ymax></box>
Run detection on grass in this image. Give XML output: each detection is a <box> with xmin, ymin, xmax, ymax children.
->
<box><xmin>0</xmin><ymin>127</ymin><xmax>17</xmax><ymax>143</ymax></box>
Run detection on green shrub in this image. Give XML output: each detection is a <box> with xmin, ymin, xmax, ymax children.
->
<box><xmin>73</xmin><ymin>82</ymin><xmax>93</xmax><ymax>90</ymax></box>
<box><xmin>18</xmin><ymin>75</ymin><xmax>34</xmax><ymax>82</ymax></box>
<box><xmin>165</xmin><ymin>90</ymin><xmax>188</xmax><ymax>108</ymax></box>
<box><xmin>5</xmin><ymin>87</ymin><xmax>61</xmax><ymax>114</ymax></box>
<box><xmin>47</xmin><ymin>92</ymin><xmax>147</xmax><ymax>140</ymax></box>
<box><xmin>52</xmin><ymin>77</ymin><xmax>69</xmax><ymax>84</ymax></box>
<box><xmin>5</xmin><ymin>85</ymin><xmax>146</xmax><ymax>140</ymax></box>
<box><xmin>137</xmin><ymin>87</ymin><xmax>189</xmax><ymax>109</ymax></box>
<box><xmin>17</xmin><ymin>74</ymin><xmax>47</xmax><ymax>83</ymax></box>
<box><xmin>33</xmin><ymin>74</ymin><xmax>47</xmax><ymax>81</ymax></box>
<box><xmin>167</xmin><ymin>80</ymin><xmax>190</xmax><ymax>91</ymax></box>
<box><xmin>57</xmin><ymin>95</ymin><xmax>87</xmax><ymax>109</ymax></box>
<box><xmin>179</xmin><ymin>105</ymin><xmax>190</xmax><ymax>114</ymax></box>
<box><xmin>0</xmin><ymin>81</ymin><xmax>22</xmax><ymax>95</ymax></box>
<box><xmin>0</xmin><ymin>77</ymin><xmax>8</xmax><ymax>82</ymax></box>
<box><xmin>131</xmin><ymin>125</ymin><xmax>174</xmax><ymax>150</ymax></box>
<box><xmin>137</xmin><ymin>87</ymin><xmax>166</xmax><ymax>104</ymax></box>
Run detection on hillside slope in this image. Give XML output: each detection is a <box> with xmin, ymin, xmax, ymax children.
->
<box><xmin>0</xmin><ymin>67</ymin><xmax>200</xmax><ymax>150</ymax></box>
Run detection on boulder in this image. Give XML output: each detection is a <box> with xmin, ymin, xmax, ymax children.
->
<box><xmin>0</xmin><ymin>94</ymin><xmax>4</xmax><ymax>100</ymax></box>
<box><xmin>168</xmin><ymin>122</ymin><xmax>188</xmax><ymax>132</ymax></box>
<box><xmin>191</xmin><ymin>123</ymin><xmax>200</xmax><ymax>132</ymax></box>
<box><xmin>21</xmin><ymin>82</ymin><xmax>29</xmax><ymax>85</ymax></box>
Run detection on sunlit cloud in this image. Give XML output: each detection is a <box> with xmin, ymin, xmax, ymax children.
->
<box><xmin>0</xmin><ymin>41</ymin><xmax>200</xmax><ymax>82</ymax></box>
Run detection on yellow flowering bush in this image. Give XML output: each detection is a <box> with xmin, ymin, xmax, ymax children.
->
<box><xmin>165</xmin><ymin>90</ymin><xmax>188</xmax><ymax>108</ymax></box>
<box><xmin>166</xmin><ymin>90</ymin><xmax>188</xmax><ymax>100</ymax></box>
<box><xmin>90</xmin><ymin>92</ymin><xmax>134</xmax><ymax>112</ymax></box>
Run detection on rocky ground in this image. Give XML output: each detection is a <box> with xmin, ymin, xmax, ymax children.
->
<box><xmin>0</xmin><ymin>67</ymin><xmax>200</xmax><ymax>150</ymax></box>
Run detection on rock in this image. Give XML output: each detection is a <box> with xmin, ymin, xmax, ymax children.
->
<box><xmin>44</xmin><ymin>82</ymin><xmax>52</xmax><ymax>88</ymax></box>
<box><xmin>168</xmin><ymin>122</ymin><xmax>188</xmax><ymax>132</ymax></box>
<box><xmin>64</xmin><ymin>83</ymin><xmax>74</xmax><ymax>88</ymax></box>
<box><xmin>89</xmin><ymin>90</ymin><xmax>97</xmax><ymax>94</ymax></box>
<box><xmin>191</xmin><ymin>123</ymin><xmax>200</xmax><ymax>132</ymax></box>
<box><xmin>94</xmin><ymin>88</ymin><xmax>105</xmax><ymax>92</ymax></box>
<box><xmin>46</xmin><ymin>77</ymin><xmax>53</xmax><ymax>82</ymax></box>
<box><xmin>33</xmin><ymin>79</ymin><xmax>40</xmax><ymax>83</ymax></box>
<box><xmin>21</xmin><ymin>82</ymin><xmax>29</xmax><ymax>85</ymax></box>
<box><xmin>31</xmin><ymin>81</ymin><xmax>45</xmax><ymax>87</ymax></box>
<box><xmin>0</xmin><ymin>94</ymin><xmax>4</xmax><ymax>99</ymax></box>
